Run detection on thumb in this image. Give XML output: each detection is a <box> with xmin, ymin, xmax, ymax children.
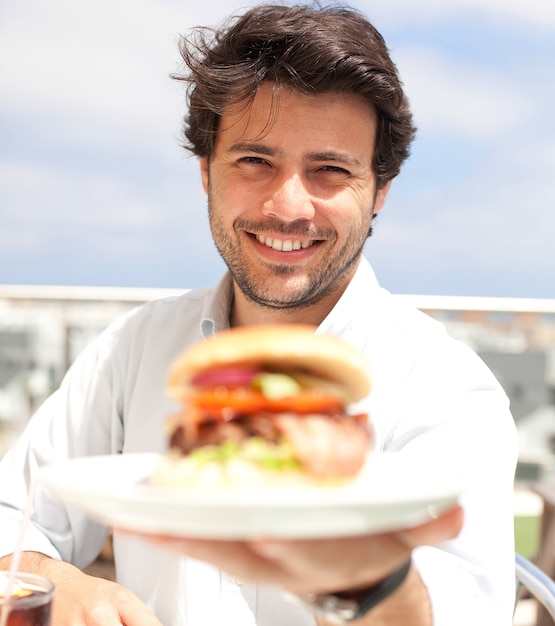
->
<box><xmin>394</xmin><ymin>504</ymin><xmax>464</xmax><ymax>550</ymax></box>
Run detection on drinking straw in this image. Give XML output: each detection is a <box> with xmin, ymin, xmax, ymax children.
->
<box><xmin>0</xmin><ymin>478</ymin><xmax>38</xmax><ymax>626</ymax></box>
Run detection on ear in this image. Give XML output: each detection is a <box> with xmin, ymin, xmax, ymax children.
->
<box><xmin>373</xmin><ymin>179</ymin><xmax>392</xmax><ymax>215</ymax></box>
<box><xmin>199</xmin><ymin>157</ymin><xmax>209</xmax><ymax>194</ymax></box>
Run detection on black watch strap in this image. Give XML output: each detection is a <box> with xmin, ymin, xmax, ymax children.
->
<box><xmin>295</xmin><ymin>558</ymin><xmax>412</xmax><ymax>624</ymax></box>
<box><xmin>339</xmin><ymin>558</ymin><xmax>412</xmax><ymax>620</ymax></box>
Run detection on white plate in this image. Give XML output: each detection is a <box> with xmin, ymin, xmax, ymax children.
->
<box><xmin>40</xmin><ymin>452</ymin><xmax>465</xmax><ymax>539</ymax></box>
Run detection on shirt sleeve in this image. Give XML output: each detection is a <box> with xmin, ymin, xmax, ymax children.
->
<box><xmin>0</xmin><ymin>314</ymin><xmax>130</xmax><ymax>568</ymax></box>
<box><xmin>385</xmin><ymin>341</ymin><xmax>518</xmax><ymax>625</ymax></box>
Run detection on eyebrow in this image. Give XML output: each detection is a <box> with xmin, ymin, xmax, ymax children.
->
<box><xmin>228</xmin><ymin>143</ymin><xmax>280</xmax><ymax>157</ymax></box>
<box><xmin>306</xmin><ymin>151</ymin><xmax>364</xmax><ymax>170</ymax></box>
<box><xmin>228</xmin><ymin>143</ymin><xmax>364</xmax><ymax>169</ymax></box>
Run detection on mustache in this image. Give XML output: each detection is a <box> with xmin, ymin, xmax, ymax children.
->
<box><xmin>234</xmin><ymin>218</ymin><xmax>334</xmax><ymax>239</ymax></box>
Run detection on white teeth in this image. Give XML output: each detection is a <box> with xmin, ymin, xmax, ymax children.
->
<box><xmin>256</xmin><ymin>235</ymin><xmax>313</xmax><ymax>251</ymax></box>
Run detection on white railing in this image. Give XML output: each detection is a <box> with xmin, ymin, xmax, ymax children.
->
<box><xmin>1</xmin><ymin>284</ymin><xmax>555</xmax><ymax>313</ymax></box>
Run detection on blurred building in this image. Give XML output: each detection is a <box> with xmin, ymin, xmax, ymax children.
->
<box><xmin>0</xmin><ymin>284</ymin><xmax>180</xmax><ymax>453</ymax></box>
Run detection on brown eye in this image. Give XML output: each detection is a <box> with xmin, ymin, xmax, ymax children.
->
<box><xmin>241</xmin><ymin>157</ymin><xmax>268</xmax><ymax>165</ymax></box>
<box><xmin>320</xmin><ymin>165</ymin><xmax>349</xmax><ymax>174</ymax></box>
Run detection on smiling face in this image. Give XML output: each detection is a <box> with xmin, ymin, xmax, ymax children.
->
<box><xmin>200</xmin><ymin>83</ymin><xmax>391</xmax><ymax>326</ymax></box>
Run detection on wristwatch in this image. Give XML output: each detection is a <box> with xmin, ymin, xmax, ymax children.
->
<box><xmin>294</xmin><ymin>559</ymin><xmax>412</xmax><ymax>625</ymax></box>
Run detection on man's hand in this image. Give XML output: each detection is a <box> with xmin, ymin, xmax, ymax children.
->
<box><xmin>0</xmin><ymin>552</ymin><xmax>162</xmax><ymax>625</ymax></box>
<box><xmin>129</xmin><ymin>504</ymin><xmax>462</xmax><ymax>625</ymax></box>
<box><xmin>139</xmin><ymin>504</ymin><xmax>464</xmax><ymax>595</ymax></box>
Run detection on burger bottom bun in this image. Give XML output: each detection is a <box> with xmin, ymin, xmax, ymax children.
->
<box><xmin>150</xmin><ymin>450</ymin><xmax>371</xmax><ymax>491</ymax></box>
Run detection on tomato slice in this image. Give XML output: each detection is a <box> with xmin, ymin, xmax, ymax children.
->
<box><xmin>192</xmin><ymin>387</ymin><xmax>343</xmax><ymax>415</ymax></box>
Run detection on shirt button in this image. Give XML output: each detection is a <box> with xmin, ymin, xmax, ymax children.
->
<box><xmin>234</xmin><ymin>577</ymin><xmax>245</xmax><ymax>586</ymax></box>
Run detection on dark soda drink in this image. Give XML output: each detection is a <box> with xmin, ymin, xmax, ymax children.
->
<box><xmin>0</xmin><ymin>572</ymin><xmax>54</xmax><ymax>626</ymax></box>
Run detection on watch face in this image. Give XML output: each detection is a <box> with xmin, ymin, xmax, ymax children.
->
<box><xmin>295</xmin><ymin>592</ymin><xmax>358</xmax><ymax>624</ymax></box>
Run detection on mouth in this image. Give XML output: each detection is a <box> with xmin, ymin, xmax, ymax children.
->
<box><xmin>254</xmin><ymin>234</ymin><xmax>316</xmax><ymax>252</ymax></box>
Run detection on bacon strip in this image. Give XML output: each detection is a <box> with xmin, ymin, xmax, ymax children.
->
<box><xmin>274</xmin><ymin>413</ymin><xmax>370</xmax><ymax>477</ymax></box>
<box><xmin>169</xmin><ymin>412</ymin><xmax>370</xmax><ymax>478</ymax></box>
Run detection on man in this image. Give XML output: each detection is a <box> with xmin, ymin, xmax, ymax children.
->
<box><xmin>0</xmin><ymin>4</ymin><xmax>517</xmax><ymax>625</ymax></box>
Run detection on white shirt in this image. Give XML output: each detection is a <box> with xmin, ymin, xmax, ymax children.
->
<box><xmin>0</xmin><ymin>257</ymin><xmax>518</xmax><ymax>625</ymax></box>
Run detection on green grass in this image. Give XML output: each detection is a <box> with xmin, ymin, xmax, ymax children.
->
<box><xmin>515</xmin><ymin>515</ymin><xmax>541</xmax><ymax>559</ymax></box>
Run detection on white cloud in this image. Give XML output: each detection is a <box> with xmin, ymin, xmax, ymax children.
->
<box><xmin>0</xmin><ymin>155</ymin><xmax>218</xmax><ymax>283</ymax></box>
<box><xmin>0</xmin><ymin>2</ymin><xmax>187</xmax><ymax>155</ymax></box>
<box><xmin>0</xmin><ymin>160</ymin><xmax>167</xmax><ymax>229</ymax></box>
<box><xmin>357</xmin><ymin>0</ymin><xmax>555</xmax><ymax>28</ymax></box>
<box><xmin>371</xmin><ymin>134</ymin><xmax>555</xmax><ymax>280</ymax></box>
<box><xmin>395</xmin><ymin>47</ymin><xmax>531</xmax><ymax>140</ymax></box>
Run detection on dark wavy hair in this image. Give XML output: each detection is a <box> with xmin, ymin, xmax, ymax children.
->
<box><xmin>174</xmin><ymin>3</ymin><xmax>416</xmax><ymax>189</ymax></box>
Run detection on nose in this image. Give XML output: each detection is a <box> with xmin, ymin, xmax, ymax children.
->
<box><xmin>261</xmin><ymin>173</ymin><xmax>315</xmax><ymax>222</ymax></box>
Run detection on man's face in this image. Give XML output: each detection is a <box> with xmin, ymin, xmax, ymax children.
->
<box><xmin>200</xmin><ymin>83</ymin><xmax>390</xmax><ymax>313</ymax></box>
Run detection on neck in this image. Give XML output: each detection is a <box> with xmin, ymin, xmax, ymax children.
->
<box><xmin>229</xmin><ymin>282</ymin><xmax>350</xmax><ymax>328</ymax></box>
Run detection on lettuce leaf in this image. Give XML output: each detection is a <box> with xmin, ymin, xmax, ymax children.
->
<box><xmin>189</xmin><ymin>437</ymin><xmax>299</xmax><ymax>471</ymax></box>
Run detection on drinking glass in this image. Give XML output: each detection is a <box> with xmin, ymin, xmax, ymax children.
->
<box><xmin>0</xmin><ymin>571</ymin><xmax>54</xmax><ymax>626</ymax></box>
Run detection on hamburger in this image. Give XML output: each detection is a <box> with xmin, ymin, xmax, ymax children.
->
<box><xmin>153</xmin><ymin>324</ymin><xmax>373</xmax><ymax>488</ymax></box>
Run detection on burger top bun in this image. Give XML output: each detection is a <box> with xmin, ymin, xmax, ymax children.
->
<box><xmin>166</xmin><ymin>324</ymin><xmax>372</xmax><ymax>404</ymax></box>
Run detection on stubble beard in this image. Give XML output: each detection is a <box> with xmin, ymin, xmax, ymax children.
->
<box><xmin>208</xmin><ymin>199</ymin><xmax>372</xmax><ymax>311</ymax></box>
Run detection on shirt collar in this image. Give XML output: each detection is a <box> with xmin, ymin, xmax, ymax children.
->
<box><xmin>200</xmin><ymin>256</ymin><xmax>381</xmax><ymax>338</ymax></box>
<box><xmin>317</xmin><ymin>256</ymin><xmax>382</xmax><ymax>338</ymax></box>
<box><xmin>200</xmin><ymin>272</ymin><xmax>234</xmax><ymax>338</ymax></box>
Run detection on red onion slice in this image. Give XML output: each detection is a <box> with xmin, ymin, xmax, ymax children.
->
<box><xmin>192</xmin><ymin>367</ymin><xmax>258</xmax><ymax>388</ymax></box>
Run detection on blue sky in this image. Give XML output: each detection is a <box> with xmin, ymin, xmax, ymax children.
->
<box><xmin>1</xmin><ymin>0</ymin><xmax>554</xmax><ymax>297</ymax></box>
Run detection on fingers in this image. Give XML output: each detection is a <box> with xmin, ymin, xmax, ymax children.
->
<box><xmin>48</xmin><ymin>565</ymin><xmax>163</xmax><ymax>626</ymax></box>
<box><xmin>393</xmin><ymin>504</ymin><xmax>464</xmax><ymax>549</ymax></box>
<box><xmin>140</xmin><ymin>504</ymin><xmax>464</xmax><ymax>596</ymax></box>
<box><xmin>147</xmin><ymin>536</ymin><xmax>283</xmax><ymax>586</ymax></box>
<box><xmin>117</xmin><ymin>591</ymin><xmax>164</xmax><ymax>626</ymax></box>
<box><xmin>249</xmin><ymin>504</ymin><xmax>464</xmax><ymax>590</ymax></box>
